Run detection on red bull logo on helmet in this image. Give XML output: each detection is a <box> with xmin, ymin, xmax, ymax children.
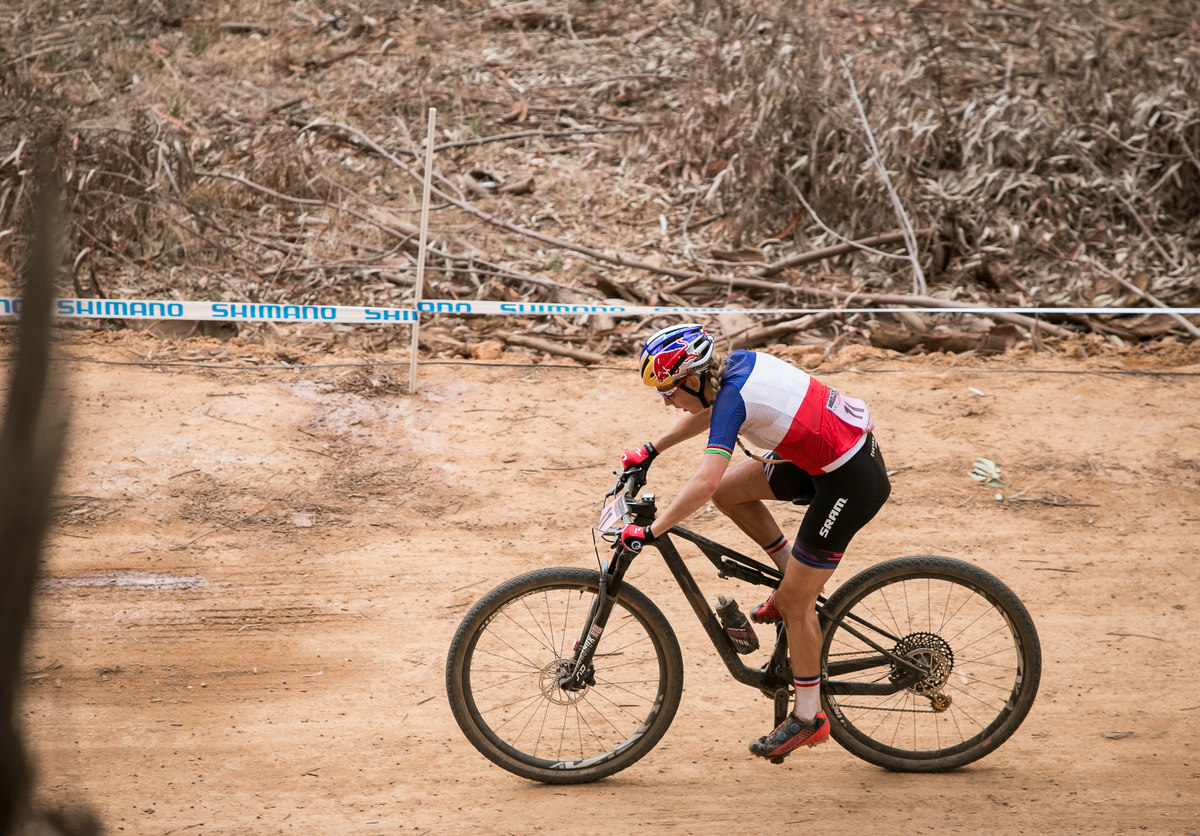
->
<box><xmin>651</xmin><ymin>343</ymin><xmax>692</xmax><ymax>383</ymax></box>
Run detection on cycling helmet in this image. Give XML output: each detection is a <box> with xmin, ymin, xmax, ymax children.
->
<box><xmin>639</xmin><ymin>323</ymin><xmax>715</xmax><ymax>389</ymax></box>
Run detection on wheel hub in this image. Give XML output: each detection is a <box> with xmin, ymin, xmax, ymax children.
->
<box><xmin>545</xmin><ymin>659</ymin><xmax>591</xmax><ymax>703</ymax></box>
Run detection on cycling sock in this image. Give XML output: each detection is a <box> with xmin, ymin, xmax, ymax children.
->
<box><xmin>793</xmin><ymin>675</ymin><xmax>821</xmax><ymax>722</ymax></box>
<box><xmin>764</xmin><ymin>536</ymin><xmax>790</xmax><ymax>569</ymax></box>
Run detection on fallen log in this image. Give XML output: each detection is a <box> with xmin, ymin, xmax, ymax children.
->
<box><xmin>868</xmin><ymin>323</ymin><xmax>1019</xmax><ymax>355</ymax></box>
<box><xmin>495</xmin><ymin>331</ymin><xmax>605</xmax><ymax>364</ymax></box>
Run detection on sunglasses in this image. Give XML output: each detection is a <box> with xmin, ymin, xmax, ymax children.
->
<box><xmin>657</xmin><ymin>375</ymin><xmax>698</xmax><ymax>400</ymax></box>
<box><xmin>656</xmin><ymin>382</ymin><xmax>681</xmax><ymax>400</ymax></box>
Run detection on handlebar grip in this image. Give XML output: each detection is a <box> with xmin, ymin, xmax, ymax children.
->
<box><xmin>623</xmin><ymin>467</ymin><xmax>648</xmax><ymax>497</ymax></box>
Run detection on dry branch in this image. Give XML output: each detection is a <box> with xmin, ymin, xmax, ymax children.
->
<box><xmin>668</xmin><ymin>229</ymin><xmax>937</xmax><ymax>293</ymax></box>
<box><xmin>431</xmin><ymin>127</ymin><xmax>634</xmax><ymax>153</ymax></box>
<box><xmin>727</xmin><ymin>313</ymin><xmax>837</xmax><ymax>348</ymax></box>
<box><xmin>196</xmin><ymin>169</ymin><xmax>596</xmax><ymax>300</ymax></box>
<box><xmin>1099</xmin><ymin>268</ymin><xmax>1200</xmax><ymax>339</ymax></box>
<box><xmin>302</xmin><ymin>120</ymin><xmax>707</xmax><ymax>281</ymax></box>
<box><xmin>839</xmin><ymin>52</ymin><xmax>927</xmax><ymax>296</ymax></box>
<box><xmin>496</xmin><ymin>331</ymin><xmax>605</xmax><ymax>364</ymax></box>
<box><xmin>794</xmin><ymin>286</ymin><xmax>1075</xmax><ymax>339</ymax></box>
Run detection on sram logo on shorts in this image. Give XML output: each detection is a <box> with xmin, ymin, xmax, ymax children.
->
<box><xmin>820</xmin><ymin>497</ymin><xmax>848</xmax><ymax>538</ymax></box>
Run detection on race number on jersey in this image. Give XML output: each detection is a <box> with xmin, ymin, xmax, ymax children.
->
<box><xmin>826</xmin><ymin>390</ymin><xmax>873</xmax><ymax>432</ymax></box>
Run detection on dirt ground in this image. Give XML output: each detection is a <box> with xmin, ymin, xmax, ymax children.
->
<box><xmin>15</xmin><ymin>328</ymin><xmax>1200</xmax><ymax>835</ymax></box>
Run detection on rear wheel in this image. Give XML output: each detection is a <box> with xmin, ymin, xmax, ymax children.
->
<box><xmin>819</xmin><ymin>556</ymin><xmax>1040</xmax><ymax>771</ymax></box>
<box><xmin>445</xmin><ymin>567</ymin><xmax>683</xmax><ymax>783</ymax></box>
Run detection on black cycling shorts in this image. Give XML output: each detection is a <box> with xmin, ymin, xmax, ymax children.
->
<box><xmin>763</xmin><ymin>434</ymin><xmax>891</xmax><ymax>570</ymax></box>
<box><xmin>763</xmin><ymin>451</ymin><xmax>816</xmax><ymax>505</ymax></box>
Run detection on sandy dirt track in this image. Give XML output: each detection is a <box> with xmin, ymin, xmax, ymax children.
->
<box><xmin>16</xmin><ymin>331</ymin><xmax>1200</xmax><ymax>835</ymax></box>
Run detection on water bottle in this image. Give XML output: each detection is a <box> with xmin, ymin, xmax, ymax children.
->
<box><xmin>715</xmin><ymin>595</ymin><xmax>760</xmax><ymax>654</ymax></box>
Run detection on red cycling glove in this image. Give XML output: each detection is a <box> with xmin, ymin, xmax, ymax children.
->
<box><xmin>620</xmin><ymin>441</ymin><xmax>658</xmax><ymax>472</ymax></box>
<box><xmin>615</xmin><ymin>523</ymin><xmax>654</xmax><ymax>553</ymax></box>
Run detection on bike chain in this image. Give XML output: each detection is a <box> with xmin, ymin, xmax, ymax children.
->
<box><xmin>824</xmin><ymin>649</ymin><xmax>949</xmax><ymax>714</ymax></box>
<box><xmin>832</xmin><ymin>703</ymin><xmax>941</xmax><ymax>714</ymax></box>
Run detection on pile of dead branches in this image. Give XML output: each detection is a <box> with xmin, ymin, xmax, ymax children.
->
<box><xmin>0</xmin><ymin>0</ymin><xmax>1196</xmax><ymax>361</ymax></box>
<box><xmin>641</xmin><ymin>0</ymin><xmax>1199</xmax><ymax>335</ymax></box>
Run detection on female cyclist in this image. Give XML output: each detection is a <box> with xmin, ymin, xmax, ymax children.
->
<box><xmin>615</xmin><ymin>323</ymin><xmax>891</xmax><ymax>761</ymax></box>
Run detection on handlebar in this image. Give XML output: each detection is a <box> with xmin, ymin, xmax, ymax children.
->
<box><xmin>597</xmin><ymin>467</ymin><xmax>657</xmax><ymax>548</ymax></box>
<box><xmin>606</xmin><ymin>466</ymin><xmax>648</xmax><ymax>502</ymax></box>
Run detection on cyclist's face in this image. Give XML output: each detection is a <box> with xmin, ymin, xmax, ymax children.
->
<box><xmin>660</xmin><ymin>375</ymin><xmax>704</xmax><ymax>413</ymax></box>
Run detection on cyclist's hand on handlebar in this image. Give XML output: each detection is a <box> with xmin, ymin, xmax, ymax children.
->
<box><xmin>607</xmin><ymin>466</ymin><xmax>645</xmax><ymax>500</ymax></box>
<box><xmin>613</xmin><ymin>523</ymin><xmax>654</xmax><ymax>553</ymax></box>
<box><xmin>620</xmin><ymin>441</ymin><xmax>658</xmax><ymax>473</ymax></box>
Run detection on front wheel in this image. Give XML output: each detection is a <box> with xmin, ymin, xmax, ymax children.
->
<box><xmin>820</xmin><ymin>556</ymin><xmax>1041</xmax><ymax>772</ymax></box>
<box><xmin>445</xmin><ymin>567</ymin><xmax>684</xmax><ymax>783</ymax></box>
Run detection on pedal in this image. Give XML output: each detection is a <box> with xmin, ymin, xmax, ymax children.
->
<box><xmin>769</xmin><ymin>756</ymin><xmax>785</xmax><ymax>765</ymax></box>
<box><xmin>773</xmin><ymin>687</ymin><xmax>791</xmax><ymax>726</ymax></box>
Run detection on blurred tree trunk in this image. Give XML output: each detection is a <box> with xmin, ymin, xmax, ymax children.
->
<box><xmin>0</xmin><ymin>136</ymin><xmax>83</xmax><ymax>835</ymax></box>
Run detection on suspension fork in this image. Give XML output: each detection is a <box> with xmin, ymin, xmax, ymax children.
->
<box><xmin>559</xmin><ymin>546</ymin><xmax>637</xmax><ymax>690</ymax></box>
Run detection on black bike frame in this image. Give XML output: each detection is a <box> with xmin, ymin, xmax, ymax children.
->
<box><xmin>566</xmin><ymin>490</ymin><xmax>927</xmax><ymax>700</ymax></box>
<box><xmin>651</xmin><ymin>524</ymin><xmax>790</xmax><ymax>693</ymax></box>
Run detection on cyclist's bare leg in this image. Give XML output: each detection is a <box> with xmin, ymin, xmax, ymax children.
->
<box><xmin>774</xmin><ymin>559</ymin><xmax>835</xmax><ymax>719</ymax></box>
<box><xmin>711</xmin><ymin>460</ymin><xmax>788</xmax><ymax>569</ymax></box>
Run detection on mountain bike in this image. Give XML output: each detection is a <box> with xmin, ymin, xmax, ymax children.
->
<box><xmin>445</xmin><ymin>468</ymin><xmax>1041</xmax><ymax>784</ymax></box>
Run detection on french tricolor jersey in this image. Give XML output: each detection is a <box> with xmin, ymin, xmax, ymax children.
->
<box><xmin>706</xmin><ymin>351</ymin><xmax>873</xmax><ymax>474</ymax></box>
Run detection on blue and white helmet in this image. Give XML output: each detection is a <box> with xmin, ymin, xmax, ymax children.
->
<box><xmin>639</xmin><ymin>324</ymin><xmax>715</xmax><ymax>389</ymax></box>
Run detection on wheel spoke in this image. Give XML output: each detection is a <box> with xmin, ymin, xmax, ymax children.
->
<box><xmin>820</xmin><ymin>558</ymin><xmax>1039</xmax><ymax>771</ymax></box>
<box><xmin>446</xmin><ymin>569</ymin><xmax>683</xmax><ymax>782</ymax></box>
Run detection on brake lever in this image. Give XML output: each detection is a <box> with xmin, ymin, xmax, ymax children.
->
<box><xmin>604</xmin><ymin>470</ymin><xmax>629</xmax><ymax>500</ymax></box>
<box><xmin>604</xmin><ymin>467</ymin><xmax>649</xmax><ymax>508</ymax></box>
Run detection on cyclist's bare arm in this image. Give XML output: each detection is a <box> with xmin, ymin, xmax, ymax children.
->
<box><xmin>649</xmin><ymin>450</ymin><xmax>729</xmax><ymax>536</ymax></box>
<box><xmin>651</xmin><ymin>408</ymin><xmax>712</xmax><ymax>453</ymax></box>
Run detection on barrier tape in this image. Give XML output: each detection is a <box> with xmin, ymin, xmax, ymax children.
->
<box><xmin>0</xmin><ymin>296</ymin><xmax>1197</xmax><ymax>323</ymax></box>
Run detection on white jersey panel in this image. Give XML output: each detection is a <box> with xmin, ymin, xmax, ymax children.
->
<box><xmin>734</xmin><ymin>353</ymin><xmax>812</xmax><ymax>450</ymax></box>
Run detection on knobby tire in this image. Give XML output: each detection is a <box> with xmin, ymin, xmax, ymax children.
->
<box><xmin>445</xmin><ymin>567</ymin><xmax>684</xmax><ymax>784</ymax></box>
<box><xmin>819</xmin><ymin>555</ymin><xmax>1041</xmax><ymax>772</ymax></box>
